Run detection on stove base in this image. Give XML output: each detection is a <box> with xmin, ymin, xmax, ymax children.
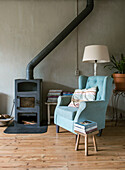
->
<box><xmin>4</xmin><ymin>121</ymin><xmax>48</xmax><ymax>134</ymax></box>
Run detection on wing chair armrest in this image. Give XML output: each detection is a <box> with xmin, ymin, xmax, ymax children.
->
<box><xmin>74</xmin><ymin>100</ymin><xmax>107</xmax><ymax>122</ymax></box>
<box><xmin>57</xmin><ymin>96</ymin><xmax>72</xmax><ymax>106</ymax></box>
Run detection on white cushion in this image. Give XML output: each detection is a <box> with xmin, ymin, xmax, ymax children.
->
<box><xmin>68</xmin><ymin>87</ymin><xmax>97</xmax><ymax>107</ymax></box>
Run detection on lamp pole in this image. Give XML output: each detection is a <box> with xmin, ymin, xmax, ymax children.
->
<box><xmin>94</xmin><ymin>60</ymin><xmax>97</xmax><ymax>76</ymax></box>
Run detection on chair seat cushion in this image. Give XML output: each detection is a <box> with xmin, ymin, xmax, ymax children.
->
<box><xmin>56</xmin><ymin>106</ymin><xmax>78</xmax><ymax>120</ymax></box>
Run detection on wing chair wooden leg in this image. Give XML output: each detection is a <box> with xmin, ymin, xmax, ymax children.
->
<box><xmin>56</xmin><ymin>125</ymin><xmax>59</xmax><ymax>133</ymax></box>
<box><xmin>97</xmin><ymin>129</ymin><xmax>103</xmax><ymax>136</ymax></box>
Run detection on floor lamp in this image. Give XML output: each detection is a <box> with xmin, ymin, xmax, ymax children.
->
<box><xmin>82</xmin><ymin>45</ymin><xmax>110</xmax><ymax>76</ymax></box>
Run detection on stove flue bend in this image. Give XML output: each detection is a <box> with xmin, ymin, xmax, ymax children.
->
<box><xmin>15</xmin><ymin>79</ymin><xmax>42</xmax><ymax>126</ymax></box>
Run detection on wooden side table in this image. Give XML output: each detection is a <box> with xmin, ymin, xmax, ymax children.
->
<box><xmin>75</xmin><ymin>130</ymin><xmax>99</xmax><ymax>156</ymax></box>
<box><xmin>45</xmin><ymin>102</ymin><xmax>57</xmax><ymax>125</ymax></box>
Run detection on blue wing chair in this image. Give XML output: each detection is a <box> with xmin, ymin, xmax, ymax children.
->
<box><xmin>54</xmin><ymin>76</ymin><xmax>113</xmax><ymax>135</ymax></box>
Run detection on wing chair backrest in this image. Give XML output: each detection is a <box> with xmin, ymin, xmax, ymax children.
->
<box><xmin>79</xmin><ymin>76</ymin><xmax>113</xmax><ymax>102</ymax></box>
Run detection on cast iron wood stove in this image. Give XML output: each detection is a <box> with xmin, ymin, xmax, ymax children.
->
<box><xmin>15</xmin><ymin>79</ymin><xmax>42</xmax><ymax>126</ymax></box>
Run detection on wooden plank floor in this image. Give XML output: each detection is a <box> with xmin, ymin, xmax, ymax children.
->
<box><xmin>0</xmin><ymin>121</ymin><xmax>125</xmax><ymax>170</ymax></box>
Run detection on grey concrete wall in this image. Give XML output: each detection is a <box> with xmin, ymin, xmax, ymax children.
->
<box><xmin>0</xmin><ymin>0</ymin><xmax>124</xmax><ymax>119</ymax></box>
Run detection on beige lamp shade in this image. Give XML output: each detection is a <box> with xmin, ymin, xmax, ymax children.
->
<box><xmin>82</xmin><ymin>45</ymin><xmax>110</xmax><ymax>63</ymax></box>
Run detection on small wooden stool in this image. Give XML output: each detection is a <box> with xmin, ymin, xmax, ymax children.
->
<box><xmin>75</xmin><ymin>130</ymin><xmax>99</xmax><ymax>156</ymax></box>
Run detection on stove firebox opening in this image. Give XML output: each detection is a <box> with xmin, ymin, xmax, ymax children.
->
<box><xmin>18</xmin><ymin>113</ymin><xmax>37</xmax><ymax>125</ymax></box>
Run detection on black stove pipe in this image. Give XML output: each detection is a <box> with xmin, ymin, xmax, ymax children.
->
<box><xmin>26</xmin><ymin>0</ymin><xmax>94</xmax><ymax>80</ymax></box>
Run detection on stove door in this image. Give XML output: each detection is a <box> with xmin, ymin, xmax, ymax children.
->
<box><xmin>20</xmin><ymin>97</ymin><xmax>35</xmax><ymax>108</ymax></box>
<box><xmin>16</xmin><ymin>94</ymin><xmax>39</xmax><ymax>111</ymax></box>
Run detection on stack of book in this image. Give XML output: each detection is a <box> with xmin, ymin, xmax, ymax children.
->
<box><xmin>47</xmin><ymin>90</ymin><xmax>62</xmax><ymax>103</ymax></box>
<box><xmin>74</xmin><ymin>120</ymin><xmax>97</xmax><ymax>134</ymax></box>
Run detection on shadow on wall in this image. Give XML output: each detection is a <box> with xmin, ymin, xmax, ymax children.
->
<box><xmin>42</xmin><ymin>81</ymin><xmax>75</xmax><ymax>123</ymax></box>
<box><xmin>0</xmin><ymin>93</ymin><xmax>9</xmax><ymax>114</ymax></box>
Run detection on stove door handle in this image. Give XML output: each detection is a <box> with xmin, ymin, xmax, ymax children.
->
<box><xmin>17</xmin><ymin>97</ymin><xmax>20</xmax><ymax>108</ymax></box>
<box><xmin>35</xmin><ymin>99</ymin><xmax>39</xmax><ymax>105</ymax></box>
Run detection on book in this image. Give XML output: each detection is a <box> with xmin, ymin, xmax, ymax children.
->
<box><xmin>49</xmin><ymin>90</ymin><xmax>63</xmax><ymax>93</ymax></box>
<box><xmin>74</xmin><ymin>123</ymin><xmax>97</xmax><ymax>130</ymax></box>
<box><xmin>74</xmin><ymin>120</ymin><xmax>97</xmax><ymax>134</ymax></box>
<box><xmin>47</xmin><ymin>98</ymin><xmax>57</xmax><ymax>102</ymax></box>
<box><xmin>74</xmin><ymin>120</ymin><xmax>97</xmax><ymax>129</ymax></box>
<box><xmin>47</xmin><ymin>93</ymin><xmax>62</xmax><ymax>96</ymax></box>
<box><xmin>74</xmin><ymin>125</ymin><xmax>97</xmax><ymax>132</ymax></box>
<box><xmin>74</xmin><ymin>127</ymin><xmax>98</xmax><ymax>134</ymax></box>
